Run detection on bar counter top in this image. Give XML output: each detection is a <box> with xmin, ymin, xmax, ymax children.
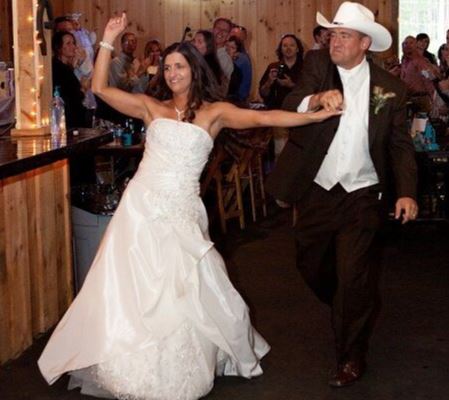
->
<box><xmin>0</xmin><ymin>128</ymin><xmax>112</xmax><ymax>179</ymax></box>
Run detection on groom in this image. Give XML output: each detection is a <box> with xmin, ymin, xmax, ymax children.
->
<box><xmin>266</xmin><ymin>1</ymin><xmax>418</xmax><ymax>387</ymax></box>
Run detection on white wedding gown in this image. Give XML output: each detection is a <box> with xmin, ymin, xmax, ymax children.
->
<box><xmin>38</xmin><ymin>118</ymin><xmax>270</xmax><ymax>400</ymax></box>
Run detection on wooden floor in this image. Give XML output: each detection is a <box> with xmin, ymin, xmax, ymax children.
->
<box><xmin>1</xmin><ymin>207</ymin><xmax>448</xmax><ymax>400</ymax></box>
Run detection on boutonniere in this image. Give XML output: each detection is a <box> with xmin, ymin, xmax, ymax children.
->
<box><xmin>371</xmin><ymin>86</ymin><xmax>396</xmax><ymax>115</ymax></box>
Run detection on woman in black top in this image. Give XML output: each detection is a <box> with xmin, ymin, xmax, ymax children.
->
<box><xmin>192</xmin><ymin>30</ymin><xmax>224</xmax><ymax>86</ymax></box>
<box><xmin>52</xmin><ymin>31</ymin><xmax>89</xmax><ymax>129</ymax></box>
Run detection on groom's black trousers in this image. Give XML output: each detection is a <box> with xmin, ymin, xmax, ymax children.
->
<box><xmin>294</xmin><ymin>182</ymin><xmax>386</xmax><ymax>364</ymax></box>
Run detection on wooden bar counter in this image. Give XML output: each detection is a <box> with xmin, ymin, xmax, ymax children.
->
<box><xmin>0</xmin><ymin>128</ymin><xmax>112</xmax><ymax>365</ymax></box>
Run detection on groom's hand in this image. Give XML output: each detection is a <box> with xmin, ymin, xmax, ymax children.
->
<box><xmin>395</xmin><ymin>197</ymin><xmax>418</xmax><ymax>224</ymax></box>
<box><xmin>309</xmin><ymin>90</ymin><xmax>344</xmax><ymax>112</ymax></box>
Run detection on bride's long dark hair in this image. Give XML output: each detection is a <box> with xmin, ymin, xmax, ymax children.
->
<box><xmin>153</xmin><ymin>41</ymin><xmax>222</xmax><ymax>123</ymax></box>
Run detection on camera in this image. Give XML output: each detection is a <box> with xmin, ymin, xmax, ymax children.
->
<box><xmin>277</xmin><ymin>64</ymin><xmax>286</xmax><ymax>79</ymax></box>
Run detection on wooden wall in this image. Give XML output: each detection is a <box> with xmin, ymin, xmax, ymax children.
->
<box><xmin>54</xmin><ymin>0</ymin><xmax>399</xmax><ymax>100</ymax></box>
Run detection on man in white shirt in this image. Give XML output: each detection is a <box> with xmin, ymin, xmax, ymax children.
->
<box><xmin>266</xmin><ymin>1</ymin><xmax>418</xmax><ymax>388</ymax></box>
<box><xmin>109</xmin><ymin>32</ymin><xmax>148</xmax><ymax>92</ymax></box>
<box><xmin>212</xmin><ymin>17</ymin><xmax>234</xmax><ymax>81</ymax></box>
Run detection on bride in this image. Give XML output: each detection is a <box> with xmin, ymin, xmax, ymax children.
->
<box><xmin>38</xmin><ymin>13</ymin><xmax>341</xmax><ymax>400</ymax></box>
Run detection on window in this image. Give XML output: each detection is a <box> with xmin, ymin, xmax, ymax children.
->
<box><xmin>399</xmin><ymin>0</ymin><xmax>449</xmax><ymax>55</ymax></box>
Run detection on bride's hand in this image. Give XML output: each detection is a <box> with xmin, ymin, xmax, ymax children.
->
<box><xmin>103</xmin><ymin>12</ymin><xmax>127</xmax><ymax>43</ymax></box>
<box><xmin>308</xmin><ymin>108</ymin><xmax>343</xmax><ymax>122</ymax></box>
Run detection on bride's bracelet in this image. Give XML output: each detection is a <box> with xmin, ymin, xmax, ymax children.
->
<box><xmin>99</xmin><ymin>41</ymin><xmax>114</xmax><ymax>51</ymax></box>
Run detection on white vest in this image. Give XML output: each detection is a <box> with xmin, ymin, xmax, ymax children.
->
<box><xmin>300</xmin><ymin>58</ymin><xmax>379</xmax><ymax>192</ymax></box>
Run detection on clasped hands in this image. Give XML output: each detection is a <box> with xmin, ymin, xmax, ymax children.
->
<box><xmin>309</xmin><ymin>89</ymin><xmax>344</xmax><ymax>112</ymax></box>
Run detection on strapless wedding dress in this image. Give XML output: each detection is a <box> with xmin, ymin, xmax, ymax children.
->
<box><xmin>38</xmin><ymin>118</ymin><xmax>270</xmax><ymax>400</ymax></box>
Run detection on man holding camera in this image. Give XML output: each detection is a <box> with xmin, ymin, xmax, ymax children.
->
<box><xmin>259</xmin><ymin>34</ymin><xmax>304</xmax><ymax>159</ymax></box>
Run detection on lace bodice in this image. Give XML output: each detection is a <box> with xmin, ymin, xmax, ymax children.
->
<box><xmin>134</xmin><ymin>118</ymin><xmax>213</xmax><ymax>189</ymax></box>
<box><xmin>130</xmin><ymin>118</ymin><xmax>214</xmax><ymax>225</ymax></box>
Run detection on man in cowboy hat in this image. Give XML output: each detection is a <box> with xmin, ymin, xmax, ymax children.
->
<box><xmin>266</xmin><ymin>1</ymin><xmax>418</xmax><ymax>387</ymax></box>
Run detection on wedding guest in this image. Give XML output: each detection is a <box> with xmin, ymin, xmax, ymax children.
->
<box><xmin>229</xmin><ymin>25</ymin><xmax>253</xmax><ymax>102</ymax></box>
<box><xmin>70</xmin><ymin>13</ymin><xmax>96</xmax><ymax>68</ymax></box>
<box><xmin>134</xmin><ymin>39</ymin><xmax>164</xmax><ymax>95</ymax></box>
<box><xmin>431</xmin><ymin>43</ymin><xmax>449</xmax><ymax>118</ymax></box>
<box><xmin>416</xmin><ymin>33</ymin><xmax>437</xmax><ymax>65</ymax></box>
<box><xmin>225</xmin><ymin>35</ymin><xmax>244</xmax><ymax>102</ymax></box>
<box><xmin>230</xmin><ymin>24</ymin><xmax>249</xmax><ymax>46</ymax></box>
<box><xmin>212</xmin><ymin>17</ymin><xmax>234</xmax><ymax>82</ymax></box>
<box><xmin>311</xmin><ymin>25</ymin><xmax>330</xmax><ymax>50</ymax></box>
<box><xmin>54</xmin><ymin>15</ymin><xmax>93</xmax><ymax>103</ymax></box>
<box><xmin>401</xmin><ymin>35</ymin><xmax>440</xmax><ymax>113</ymax></box>
<box><xmin>109</xmin><ymin>32</ymin><xmax>149</xmax><ymax>92</ymax></box>
<box><xmin>192</xmin><ymin>29</ymin><xmax>224</xmax><ymax>91</ymax></box>
<box><xmin>259</xmin><ymin>34</ymin><xmax>304</xmax><ymax>109</ymax></box>
<box><xmin>259</xmin><ymin>33</ymin><xmax>304</xmax><ymax>158</ymax></box>
<box><xmin>51</xmin><ymin>31</ymin><xmax>88</xmax><ymax>129</ymax></box>
<box><xmin>69</xmin><ymin>13</ymin><xmax>97</xmax><ymax>114</ymax></box>
<box><xmin>438</xmin><ymin>43</ymin><xmax>449</xmax><ymax>77</ymax></box>
<box><xmin>144</xmin><ymin>39</ymin><xmax>163</xmax><ymax>69</ymax></box>
<box><xmin>53</xmin><ymin>16</ymin><xmax>74</xmax><ymax>33</ymax></box>
<box><xmin>54</xmin><ymin>15</ymin><xmax>92</xmax><ymax>82</ymax></box>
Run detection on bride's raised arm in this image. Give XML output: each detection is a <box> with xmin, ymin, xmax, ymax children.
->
<box><xmin>92</xmin><ymin>13</ymin><xmax>152</xmax><ymax>122</ymax></box>
<box><xmin>213</xmin><ymin>101</ymin><xmax>342</xmax><ymax>133</ymax></box>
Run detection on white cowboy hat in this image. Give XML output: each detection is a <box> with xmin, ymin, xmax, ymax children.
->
<box><xmin>316</xmin><ymin>1</ymin><xmax>392</xmax><ymax>52</ymax></box>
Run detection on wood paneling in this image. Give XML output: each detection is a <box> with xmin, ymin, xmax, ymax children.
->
<box><xmin>55</xmin><ymin>0</ymin><xmax>399</xmax><ymax>100</ymax></box>
<box><xmin>0</xmin><ymin>160</ymin><xmax>73</xmax><ymax>364</ymax></box>
<box><xmin>0</xmin><ymin>0</ymin><xmax>13</xmax><ymax>62</ymax></box>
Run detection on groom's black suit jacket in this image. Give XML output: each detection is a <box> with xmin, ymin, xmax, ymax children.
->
<box><xmin>266</xmin><ymin>49</ymin><xmax>417</xmax><ymax>204</ymax></box>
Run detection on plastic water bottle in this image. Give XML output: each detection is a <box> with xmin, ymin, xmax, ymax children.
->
<box><xmin>51</xmin><ymin>86</ymin><xmax>66</xmax><ymax>136</ymax></box>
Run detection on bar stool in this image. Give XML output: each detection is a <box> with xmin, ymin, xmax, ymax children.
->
<box><xmin>201</xmin><ymin>127</ymin><xmax>272</xmax><ymax>233</ymax></box>
<box><xmin>238</xmin><ymin>127</ymin><xmax>272</xmax><ymax>222</ymax></box>
<box><xmin>201</xmin><ymin>139</ymin><xmax>246</xmax><ymax>233</ymax></box>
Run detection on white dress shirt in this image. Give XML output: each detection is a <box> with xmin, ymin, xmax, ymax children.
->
<box><xmin>298</xmin><ymin>58</ymin><xmax>378</xmax><ymax>192</ymax></box>
<box><xmin>217</xmin><ymin>47</ymin><xmax>234</xmax><ymax>79</ymax></box>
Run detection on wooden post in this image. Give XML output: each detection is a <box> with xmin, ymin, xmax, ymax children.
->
<box><xmin>11</xmin><ymin>0</ymin><xmax>52</xmax><ymax>136</ymax></box>
<box><xmin>0</xmin><ymin>1</ymin><xmax>13</xmax><ymax>63</ymax></box>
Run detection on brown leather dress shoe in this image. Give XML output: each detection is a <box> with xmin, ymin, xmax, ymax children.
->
<box><xmin>328</xmin><ymin>360</ymin><xmax>366</xmax><ymax>388</ymax></box>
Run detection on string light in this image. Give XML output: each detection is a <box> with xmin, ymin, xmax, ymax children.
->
<box><xmin>14</xmin><ymin>0</ymin><xmax>50</xmax><ymax>131</ymax></box>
